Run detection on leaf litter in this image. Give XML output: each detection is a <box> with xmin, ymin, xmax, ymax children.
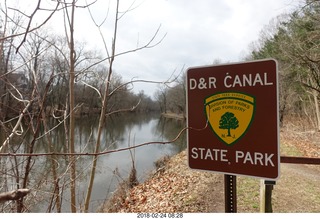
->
<box><xmin>101</xmin><ymin>129</ymin><xmax>320</xmax><ymax>213</ymax></box>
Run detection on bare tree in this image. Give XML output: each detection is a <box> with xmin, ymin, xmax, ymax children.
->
<box><xmin>0</xmin><ymin>0</ymin><xmax>175</xmax><ymax>213</ymax></box>
<box><xmin>155</xmin><ymin>86</ymin><xmax>167</xmax><ymax>114</ymax></box>
<box><xmin>83</xmin><ymin>0</ymin><xmax>166</xmax><ymax>211</ymax></box>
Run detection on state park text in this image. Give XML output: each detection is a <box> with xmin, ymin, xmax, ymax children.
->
<box><xmin>188</xmin><ymin>72</ymin><xmax>273</xmax><ymax>90</ymax></box>
<box><xmin>190</xmin><ymin>147</ymin><xmax>275</xmax><ymax>167</ymax></box>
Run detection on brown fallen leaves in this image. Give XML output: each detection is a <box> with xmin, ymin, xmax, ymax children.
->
<box><xmin>101</xmin><ymin>126</ymin><xmax>320</xmax><ymax>213</ymax></box>
<box><xmin>102</xmin><ymin>150</ymin><xmax>224</xmax><ymax>213</ymax></box>
<box><xmin>280</xmin><ymin>128</ymin><xmax>320</xmax><ymax>158</ymax></box>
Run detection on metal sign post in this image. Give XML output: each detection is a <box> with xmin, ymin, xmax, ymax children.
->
<box><xmin>260</xmin><ymin>180</ymin><xmax>276</xmax><ymax>213</ymax></box>
<box><xmin>224</xmin><ymin>175</ymin><xmax>237</xmax><ymax>213</ymax></box>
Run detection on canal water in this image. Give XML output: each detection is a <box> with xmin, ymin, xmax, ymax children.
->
<box><xmin>0</xmin><ymin>113</ymin><xmax>186</xmax><ymax>212</ymax></box>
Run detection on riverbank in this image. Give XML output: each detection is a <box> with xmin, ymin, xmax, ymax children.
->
<box><xmin>161</xmin><ymin>113</ymin><xmax>185</xmax><ymax>120</ymax></box>
<box><xmin>101</xmin><ymin>129</ymin><xmax>320</xmax><ymax>213</ymax></box>
<box><xmin>101</xmin><ymin>149</ymin><xmax>223</xmax><ymax>212</ymax></box>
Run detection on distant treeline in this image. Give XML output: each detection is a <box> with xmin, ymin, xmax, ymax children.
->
<box><xmin>246</xmin><ymin>0</ymin><xmax>320</xmax><ymax>129</ymax></box>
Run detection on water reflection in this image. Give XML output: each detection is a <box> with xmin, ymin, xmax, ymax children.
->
<box><xmin>81</xmin><ymin>114</ymin><xmax>187</xmax><ymax>212</ymax></box>
<box><xmin>1</xmin><ymin>113</ymin><xmax>186</xmax><ymax>212</ymax></box>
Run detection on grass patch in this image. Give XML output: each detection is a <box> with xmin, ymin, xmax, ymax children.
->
<box><xmin>237</xmin><ymin>176</ymin><xmax>261</xmax><ymax>213</ymax></box>
<box><xmin>280</xmin><ymin>142</ymin><xmax>304</xmax><ymax>156</ymax></box>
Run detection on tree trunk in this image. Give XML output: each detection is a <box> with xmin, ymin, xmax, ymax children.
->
<box><xmin>313</xmin><ymin>90</ymin><xmax>320</xmax><ymax>131</ymax></box>
<box><xmin>67</xmin><ymin>0</ymin><xmax>77</xmax><ymax>213</ymax></box>
<box><xmin>227</xmin><ymin>128</ymin><xmax>231</xmax><ymax>137</ymax></box>
<box><xmin>83</xmin><ymin>0</ymin><xmax>120</xmax><ymax>212</ymax></box>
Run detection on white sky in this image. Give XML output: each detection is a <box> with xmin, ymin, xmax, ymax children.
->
<box><xmin>4</xmin><ymin>0</ymin><xmax>299</xmax><ymax>97</ymax></box>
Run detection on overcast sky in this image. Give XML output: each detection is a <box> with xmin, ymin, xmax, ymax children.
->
<box><xmin>8</xmin><ymin>0</ymin><xmax>299</xmax><ymax>97</ymax></box>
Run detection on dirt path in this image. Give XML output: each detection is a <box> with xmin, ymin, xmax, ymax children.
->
<box><xmin>282</xmin><ymin>163</ymin><xmax>320</xmax><ymax>181</ymax></box>
<box><xmin>235</xmin><ymin>163</ymin><xmax>320</xmax><ymax>212</ymax></box>
<box><xmin>271</xmin><ymin>164</ymin><xmax>320</xmax><ymax>212</ymax></box>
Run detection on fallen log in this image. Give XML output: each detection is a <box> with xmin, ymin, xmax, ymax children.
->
<box><xmin>0</xmin><ymin>189</ymin><xmax>30</xmax><ymax>203</ymax></box>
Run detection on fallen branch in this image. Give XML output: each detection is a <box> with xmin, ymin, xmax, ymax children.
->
<box><xmin>0</xmin><ymin>189</ymin><xmax>30</xmax><ymax>203</ymax></box>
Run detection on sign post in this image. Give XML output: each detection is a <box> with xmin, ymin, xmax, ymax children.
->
<box><xmin>186</xmin><ymin>59</ymin><xmax>280</xmax><ymax>211</ymax></box>
<box><xmin>260</xmin><ymin>180</ymin><xmax>276</xmax><ymax>213</ymax></box>
<box><xmin>224</xmin><ymin>175</ymin><xmax>237</xmax><ymax>213</ymax></box>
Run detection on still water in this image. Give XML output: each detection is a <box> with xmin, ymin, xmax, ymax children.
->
<box><xmin>2</xmin><ymin>113</ymin><xmax>186</xmax><ymax>212</ymax></box>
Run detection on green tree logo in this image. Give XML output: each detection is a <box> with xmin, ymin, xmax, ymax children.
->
<box><xmin>219</xmin><ymin>112</ymin><xmax>239</xmax><ymax>137</ymax></box>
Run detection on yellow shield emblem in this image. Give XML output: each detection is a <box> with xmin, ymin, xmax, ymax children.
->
<box><xmin>205</xmin><ymin>92</ymin><xmax>255</xmax><ymax>146</ymax></box>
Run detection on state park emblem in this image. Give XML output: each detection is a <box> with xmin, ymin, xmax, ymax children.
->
<box><xmin>205</xmin><ymin>92</ymin><xmax>255</xmax><ymax>146</ymax></box>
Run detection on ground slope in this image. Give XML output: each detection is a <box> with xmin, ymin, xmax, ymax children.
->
<box><xmin>102</xmin><ymin>130</ymin><xmax>320</xmax><ymax>213</ymax></box>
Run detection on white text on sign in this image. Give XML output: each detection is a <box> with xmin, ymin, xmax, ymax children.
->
<box><xmin>190</xmin><ymin>147</ymin><xmax>275</xmax><ymax>167</ymax></box>
<box><xmin>189</xmin><ymin>72</ymin><xmax>273</xmax><ymax>90</ymax></box>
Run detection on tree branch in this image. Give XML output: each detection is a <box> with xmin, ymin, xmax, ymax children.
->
<box><xmin>0</xmin><ymin>125</ymin><xmax>206</xmax><ymax>157</ymax></box>
<box><xmin>105</xmin><ymin>99</ymin><xmax>141</xmax><ymax>116</ymax></box>
<box><xmin>15</xmin><ymin>1</ymin><xmax>60</xmax><ymax>53</ymax></box>
<box><xmin>81</xmin><ymin>24</ymin><xmax>166</xmax><ymax>73</ymax></box>
<box><xmin>0</xmin><ymin>99</ymin><xmax>32</xmax><ymax>153</ymax></box>
<box><xmin>0</xmin><ymin>189</ymin><xmax>30</xmax><ymax>203</ymax></box>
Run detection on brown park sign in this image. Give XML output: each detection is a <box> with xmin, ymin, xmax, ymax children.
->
<box><xmin>186</xmin><ymin>59</ymin><xmax>280</xmax><ymax>179</ymax></box>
